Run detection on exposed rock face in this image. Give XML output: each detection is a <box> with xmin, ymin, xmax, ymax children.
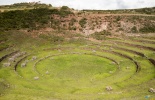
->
<box><xmin>49</xmin><ymin>12</ymin><xmax>155</xmax><ymax>36</ymax></box>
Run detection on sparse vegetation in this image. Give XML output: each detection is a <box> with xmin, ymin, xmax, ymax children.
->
<box><xmin>139</xmin><ymin>24</ymin><xmax>155</xmax><ymax>33</ymax></box>
<box><xmin>83</xmin><ymin>7</ymin><xmax>155</xmax><ymax>14</ymax></box>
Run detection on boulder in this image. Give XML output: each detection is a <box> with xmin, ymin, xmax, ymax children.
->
<box><xmin>8</xmin><ymin>58</ymin><xmax>15</xmax><ymax>62</ymax></box>
<box><xmin>109</xmin><ymin>71</ymin><xmax>113</xmax><ymax>74</ymax></box>
<box><xmin>21</xmin><ymin>63</ymin><xmax>26</xmax><ymax>67</ymax></box>
<box><xmin>32</xmin><ymin>56</ymin><xmax>37</xmax><ymax>60</ymax></box>
<box><xmin>126</xmin><ymin>67</ymin><xmax>130</xmax><ymax>69</ymax></box>
<box><xmin>58</xmin><ymin>49</ymin><xmax>61</xmax><ymax>52</ymax></box>
<box><xmin>149</xmin><ymin>88</ymin><xmax>155</xmax><ymax>93</ymax></box>
<box><xmin>111</xmin><ymin>62</ymin><xmax>115</xmax><ymax>64</ymax></box>
<box><xmin>106</xmin><ymin>86</ymin><xmax>113</xmax><ymax>91</ymax></box>
<box><xmin>3</xmin><ymin>63</ymin><xmax>11</xmax><ymax>67</ymax></box>
<box><xmin>92</xmin><ymin>50</ymin><xmax>96</xmax><ymax>53</ymax></box>
<box><xmin>46</xmin><ymin>71</ymin><xmax>49</xmax><ymax>74</ymax></box>
<box><xmin>25</xmin><ymin>60</ymin><xmax>29</xmax><ymax>63</ymax></box>
<box><xmin>15</xmin><ymin>53</ymin><xmax>21</xmax><ymax>57</ymax></box>
<box><xmin>34</xmin><ymin>76</ymin><xmax>39</xmax><ymax>80</ymax></box>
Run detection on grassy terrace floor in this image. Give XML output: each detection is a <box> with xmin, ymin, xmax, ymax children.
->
<box><xmin>0</xmin><ymin>33</ymin><xmax>155</xmax><ymax>100</ymax></box>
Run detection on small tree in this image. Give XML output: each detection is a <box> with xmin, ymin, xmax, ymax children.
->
<box><xmin>131</xmin><ymin>26</ymin><xmax>138</xmax><ymax>33</ymax></box>
<box><xmin>69</xmin><ymin>18</ymin><xmax>77</xmax><ymax>26</ymax></box>
<box><xmin>79</xmin><ymin>18</ymin><xmax>87</xmax><ymax>28</ymax></box>
<box><xmin>60</xmin><ymin>6</ymin><xmax>70</xmax><ymax>11</ymax></box>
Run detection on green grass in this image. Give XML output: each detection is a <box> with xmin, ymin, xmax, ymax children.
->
<box><xmin>110</xmin><ymin>38</ymin><xmax>155</xmax><ymax>48</ymax></box>
<box><xmin>0</xmin><ymin>31</ymin><xmax>155</xmax><ymax>100</ymax></box>
<box><xmin>37</xmin><ymin>54</ymin><xmax>116</xmax><ymax>78</ymax></box>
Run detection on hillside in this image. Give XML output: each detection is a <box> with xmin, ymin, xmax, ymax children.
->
<box><xmin>0</xmin><ymin>3</ymin><xmax>155</xmax><ymax>37</ymax></box>
<box><xmin>84</xmin><ymin>7</ymin><xmax>155</xmax><ymax>15</ymax></box>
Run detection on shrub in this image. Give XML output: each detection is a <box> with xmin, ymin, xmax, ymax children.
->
<box><xmin>69</xmin><ymin>18</ymin><xmax>77</xmax><ymax>26</ymax></box>
<box><xmin>79</xmin><ymin>18</ymin><xmax>87</xmax><ymax>28</ymax></box>
<box><xmin>139</xmin><ymin>24</ymin><xmax>155</xmax><ymax>33</ymax></box>
<box><xmin>0</xmin><ymin>8</ymin><xmax>73</xmax><ymax>31</ymax></box>
<box><xmin>116</xmin><ymin>16</ymin><xmax>121</xmax><ymax>21</ymax></box>
<box><xmin>60</xmin><ymin>6</ymin><xmax>70</xmax><ymax>11</ymax></box>
<box><xmin>69</xmin><ymin>26</ymin><xmax>76</xmax><ymax>30</ymax></box>
<box><xmin>131</xmin><ymin>26</ymin><xmax>138</xmax><ymax>33</ymax></box>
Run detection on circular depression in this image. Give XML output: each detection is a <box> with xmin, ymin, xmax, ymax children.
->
<box><xmin>35</xmin><ymin>54</ymin><xmax>117</xmax><ymax>89</ymax></box>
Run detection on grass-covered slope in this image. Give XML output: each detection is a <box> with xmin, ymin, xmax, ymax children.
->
<box><xmin>0</xmin><ymin>31</ymin><xmax>155</xmax><ymax>100</ymax></box>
